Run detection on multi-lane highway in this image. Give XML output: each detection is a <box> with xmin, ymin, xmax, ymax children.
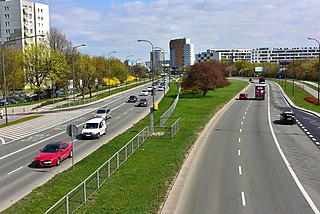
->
<box><xmin>162</xmin><ymin>81</ymin><xmax>320</xmax><ymax>214</ymax></box>
<box><xmin>0</xmin><ymin>83</ymin><xmax>164</xmax><ymax>211</ymax></box>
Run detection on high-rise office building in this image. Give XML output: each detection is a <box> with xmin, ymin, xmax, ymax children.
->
<box><xmin>169</xmin><ymin>38</ymin><xmax>194</xmax><ymax>69</ymax></box>
<box><xmin>0</xmin><ymin>0</ymin><xmax>49</xmax><ymax>49</ymax></box>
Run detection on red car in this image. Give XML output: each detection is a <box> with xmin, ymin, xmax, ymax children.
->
<box><xmin>239</xmin><ymin>92</ymin><xmax>248</xmax><ymax>100</ymax></box>
<box><xmin>33</xmin><ymin>142</ymin><xmax>73</xmax><ymax>167</ymax></box>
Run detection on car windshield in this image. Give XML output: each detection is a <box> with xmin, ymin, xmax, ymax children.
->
<box><xmin>84</xmin><ymin>123</ymin><xmax>98</xmax><ymax>129</ymax></box>
<box><xmin>140</xmin><ymin>99</ymin><xmax>147</xmax><ymax>102</ymax></box>
<box><xmin>42</xmin><ymin>144</ymin><xmax>59</xmax><ymax>153</ymax></box>
<box><xmin>97</xmin><ymin>109</ymin><xmax>106</xmax><ymax>114</ymax></box>
<box><xmin>130</xmin><ymin>96</ymin><xmax>135</xmax><ymax>99</ymax></box>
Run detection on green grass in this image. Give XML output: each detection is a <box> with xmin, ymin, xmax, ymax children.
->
<box><xmin>0</xmin><ymin>116</ymin><xmax>41</xmax><ymax>128</ymax></box>
<box><xmin>275</xmin><ymin>79</ymin><xmax>320</xmax><ymax>113</ymax></box>
<box><xmin>3</xmin><ymin>80</ymin><xmax>247</xmax><ymax>214</ymax></box>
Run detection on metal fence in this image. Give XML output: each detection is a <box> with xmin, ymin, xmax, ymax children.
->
<box><xmin>170</xmin><ymin>118</ymin><xmax>181</xmax><ymax>138</ymax></box>
<box><xmin>45</xmin><ymin>126</ymin><xmax>150</xmax><ymax>214</ymax></box>
<box><xmin>160</xmin><ymin>85</ymin><xmax>181</xmax><ymax>127</ymax></box>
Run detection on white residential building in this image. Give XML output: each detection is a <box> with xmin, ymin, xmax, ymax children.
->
<box><xmin>251</xmin><ymin>47</ymin><xmax>319</xmax><ymax>63</ymax></box>
<box><xmin>195</xmin><ymin>49</ymin><xmax>252</xmax><ymax>63</ymax></box>
<box><xmin>0</xmin><ymin>0</ymin><xmax>49</xmax><ymax>50</ymax></box>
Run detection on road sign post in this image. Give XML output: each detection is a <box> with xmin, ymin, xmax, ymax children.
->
<box><xmin>66</xmin><ymin>124</ymin><xmax>78</xmax><ymax>171</ymax></box>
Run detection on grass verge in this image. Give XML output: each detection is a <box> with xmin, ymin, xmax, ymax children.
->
<box><xmin>3</xmin><ymin>80</ymin><xmax>247</xmax><ymax>214</ymax></box>
<box><xmin>275</xmin><ymin>79</ymin><xmax>320</xmax><ymax>113</ymax></box>
<box><xmin>0</xmin><ymin>116</ymin><xmax>41</xmax><ymax>128</ymax></box>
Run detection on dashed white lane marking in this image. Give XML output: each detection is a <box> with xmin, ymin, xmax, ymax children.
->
<box><xmin>246</xmin><ymin>108</ymin><xmax>249</xmax><ymax>111</ymax></box>
<box><xmin>240</xmin><ymin>129</ymin><xmax>242</xmax><ymax>133</ymax></box>
<box><xmin>304</xmin><ymin>129</ymin><xmax>308</xmax><ymax>132</ymax></box>
<box><xmin>8</xmin><ymin>166</ymin><xmax>23</xmax><ymax>175</ymax></box>
<box><xmin>239</xmin><ymin>166</ymin><xmax>242</xmax><ymax>175</ymax></box>
<box><xmin>242</xmin><ymin>116</ymin><xmax>245</xmax><ymax>119</ymax></box>
<box><xmin>241</xmin><ymin>122</ymin><xmax>244</xmax><ymax>125</ymax></box>
<box><xmin>241</xmin><ymin>191</ymin><xmax>246</xmax><ymax>207</ymax></box>
<box><xmin>309</xmin><ymin>135</ymin><xmax>314</xmax><ymax>138</ymax></box>
<box><xmin>312</xmin><ymin>138</ymin><xmax>317</xmax><ymax>141</ymax></box>
<box><xmin>239</xmin><ymin>138</ymin><xmax>241</xmax><ymax>143</ymax></box>
<box><xmin>245</xmin><ymin>112</ymin><xmax>247</xmax><ymax>115</ymax></box>
<box><xmin>306</xmin><ymin>132</ymin><xmax>310</xmax><ymax>135</ymax></box>
<box><xmin>316</xmin><ymin>142</ymin><xmax>320</xmax><ymax>145</ymax></box>
<box><xmin>115</xmin><ymin>117</ymin><xmax>120</xmax><ymax>120</ymax></box>
<box><xmin>123</xmin><ymin>112</ymin><xmax>128</xmax><ymax>115</ymax></box>
<box><xmin>238</xmin><ymin>150</ymin><xmax>241</xmax><ymax>156</ymax></box>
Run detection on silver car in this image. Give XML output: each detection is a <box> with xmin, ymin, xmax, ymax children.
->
<box><xmin>94</xmin><ymin>107</ymin><xmax>112</xmax><ymax>120</ymax></box>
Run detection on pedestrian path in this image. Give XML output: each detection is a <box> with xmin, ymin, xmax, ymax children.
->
<box><xmin>0</xmin><ymin>108</ymin><xmax>96</xmax><ymax>144</ymax></box>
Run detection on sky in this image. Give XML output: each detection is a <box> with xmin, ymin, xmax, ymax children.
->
<box><xmin>36</xmin><ymin>0</ymin><xmax>320</xmax><ymax>62</ymax></box>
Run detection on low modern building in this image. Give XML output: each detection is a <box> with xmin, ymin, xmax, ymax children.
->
<box><xmin>251</xmin><ymin>47</ymin><xmax>319</xmax><ymax>63</ymax></box>
<box><xmin>196</xmin><ymin>47</ymin><xmax>319</xmax><ymax>65</ymax></box>
<box><xmin>195</xmin><ymin>49</ymin><xmax>252</xmax><ymax>63</ymax></box>
<box><xmin>0</xmin><ymin>0</ymin><xmax>49</xmax><ymax>50</ymax></box>
<box><xmin>169</xmin><ymin>38</ymin><xmax>195</xmax><ymax>69</ymax></box>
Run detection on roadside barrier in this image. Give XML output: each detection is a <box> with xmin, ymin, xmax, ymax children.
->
<box><xmin>45</xmin><ymin>126</ymin><xmax>150</xmax><ymax>214</ymax></box>
<box><xmin>160</xmin><ymin>84</ymin><xmax>181</xmax><ymax>127</ymax></box>
<box><xmin>170</xmin><ymin>118</ymin><xmax>180</xmax><ymax>138</ymax></box>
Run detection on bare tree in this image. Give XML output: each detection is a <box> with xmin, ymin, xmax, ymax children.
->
<box><xmin>47</xmin><ymin>27</ymin><xmax>73</xmax><ymax>60</ymax></box>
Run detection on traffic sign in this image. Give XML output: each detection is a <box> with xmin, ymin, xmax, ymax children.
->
<box><xmin>66</xmin><ymin>124</ymin><xmax>78</xmax><ymax>137</ymax></box>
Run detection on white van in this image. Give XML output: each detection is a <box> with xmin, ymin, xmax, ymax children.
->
<box><xmin>81</xmin><ymin>117</ymin><xmax>107</xmax><ymax>139</ymax></box>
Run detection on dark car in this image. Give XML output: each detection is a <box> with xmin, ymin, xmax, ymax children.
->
<box><xmin>137</xmin><ymin>98</ymin><xmax>149</xmax><ymax>107</ymax></box>
<box><xmin>280</xmin><ymin>111</ymin><xmax>296</xmax><ymax>125</ymax></box>
<box><xmin>127</xmin><ymin>95</ymin><xmax>138</xmax><ymax>103</ymax></box>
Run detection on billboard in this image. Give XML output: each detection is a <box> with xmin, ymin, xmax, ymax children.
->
<box><xmin>255</xmin><ymin>67</ymin><xmax>264</xmax><ymax>72</ymax></box>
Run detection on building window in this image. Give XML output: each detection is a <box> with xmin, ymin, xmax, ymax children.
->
<box><xmin>4</xmin><ymin>14</ymin><xmax>9</xmax><ymax>18</ymax></box>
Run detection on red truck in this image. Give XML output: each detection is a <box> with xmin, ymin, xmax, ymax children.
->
<box><xmin>255</xmin><ymin>84</ymin><xmax>266</xmax><ymax>100</ymax></box>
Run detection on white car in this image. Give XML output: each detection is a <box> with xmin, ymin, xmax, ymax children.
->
<box><xmin>94</xmin><ymin>107</ymin><xmax>112</xmax><ymax>120</ymax></box>
<box><xmin>157</xmin><ymin>86</ymin><xmax>164</xmax><ymax>91</ymax></box>
<box><xmin>140</xmin><ymin>89</ymin><xmax>148</xmax><ymax>96</ymax></box>
<box><xmin>81</xmin><ymin>117</ymin><xmax>107</xmax><ymax>139</ymax></box>
<box><xmin>147</xmin><ymin>86</ymin><xmax>153</xmax><ymax>92</ymax></box>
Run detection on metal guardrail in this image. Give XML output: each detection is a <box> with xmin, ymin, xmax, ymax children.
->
<box><xmin>170</xmin><ymin>118</ymin><xmax>180</xmax><ymax>138</ymax></box>
<box><xmin>45</xmin><ymin>126</ymin><xmax>150</xmax><ymax>214</ymax></box>
<box><xmin>160</xmin><ymin>85</ymin><xmax>181</xmax><ymax>127</ymax></box>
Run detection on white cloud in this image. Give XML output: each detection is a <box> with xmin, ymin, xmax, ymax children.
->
<box><xmin>38</xmin><ymin>0</ymin><xmax>320</xmax><ymax>60</ymax></box>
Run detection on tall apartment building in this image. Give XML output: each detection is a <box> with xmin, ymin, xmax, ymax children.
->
<box><xmin>251</xmin><ymin>47</ymin><xmax>319</xmax><ymax>63</ymax></box>
<box><xmin>0</xmin><ymin>0</ymin><xmax>49</xmax><ymax>50</ymax></box>
<box><xmin>169</xmin><ymin>38</ymin><xmax>195</xmax><ymax>69</ymax></box>
<box><xmin>195</xmin><ymin>49</ymin><xmax>252</xmax><ymax>63</ymax></box>
<box><xmin>151</xmin><ymin>49</ymin><xmax>165</xmax><ymax>70</ymax></box>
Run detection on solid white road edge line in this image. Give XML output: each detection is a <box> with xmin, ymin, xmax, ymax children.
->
<box><xmin>8</xmin><ymin>166</ymin><xmax>23</xmax><ymax>175</ymax></box>
<box><xmin>267</xmin><ymin>84</ymin><xmax>320</xmax><ymax>214</ymax></box>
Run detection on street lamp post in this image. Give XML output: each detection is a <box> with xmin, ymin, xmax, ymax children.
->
<box><xmin>308</xmin><ymin>37</ymin><xmax>320</xmax><ymax>106</ymax></box>
<box><xmin>125</xmin><ymin>55</ymin><xmax>133</xmax><ymax>88</ymax></box>
<box><xmin>1</xmin><ymin>34</ymin><xmax>44</xmax><ymax>124</ymax></box>
<box><xmin>138</xmin><ymin>39</ymin><xmax>155</xmax><ymax>135</ymax></box>
<box><xmin>135</xmin><ymin>58</ymin><xmax>142</xmax><ymax>83</ymax></box>
<box><xmin>107</xmin><ymin>51</ymin><xmax>116</xmax><ymax>95</ymax></box>
<box><xmin>72</xmin><ymin>44</ymin><xmax>86</xmax><ymax>103</ymax></box>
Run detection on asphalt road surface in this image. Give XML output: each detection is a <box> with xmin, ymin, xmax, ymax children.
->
<box><xmin>0</xmin><ymin>83</ymin><xmax>164</xmax><ymax>212</ymax></box>
<box><xmin>163</xmin><ymin>81</ymin><xmax>320</xmax><ymax>214</ymax></box>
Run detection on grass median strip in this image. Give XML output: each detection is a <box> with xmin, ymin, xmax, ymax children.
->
<box><xmin>3</xmin><ymin>80</ymin><xmax>247</xmax><ymax>214</ymax></box>
<box><xmin>275</xmin><ymin>79</ymin><xmax>320</xmax><ymax>113</ymax></box>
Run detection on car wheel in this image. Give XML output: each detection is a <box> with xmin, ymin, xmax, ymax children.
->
<box><xmin>97</xmin><ymin>133</ymin><xmax>100</xmax><ymax>139</ymax></box>
<box><xmin>56</xmin><ymin>158</ymin><xmax>61</xmax><ymax>166</ymax></box>
<box><xmin>69</xmin><ymin>150</ymin><xmax>73</xmax><ymax>158</ymax></box>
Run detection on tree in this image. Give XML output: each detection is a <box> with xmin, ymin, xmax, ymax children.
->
<box><xmin>23</xmin><ymin>43</ymin><xmax>52</xmax><ymax>99</ymax></box>
<box><xmin>0</xmin><ymin>49</ymin><xmax>24</xmax><ymax>96</ymax></box>
<box><xmin>75</xmin><ymin>54</ymin><xmax>97</xmax><ymax>99</ymax></box>
<box><xmin>47</xmin><ymin>27</ymin><xmax>73</xmax><ymax>60</ymax></box>
<box><xmin>182</xmin><ymin>61</ymin><xmax>230</xmax><ymax>96</ymax></box>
